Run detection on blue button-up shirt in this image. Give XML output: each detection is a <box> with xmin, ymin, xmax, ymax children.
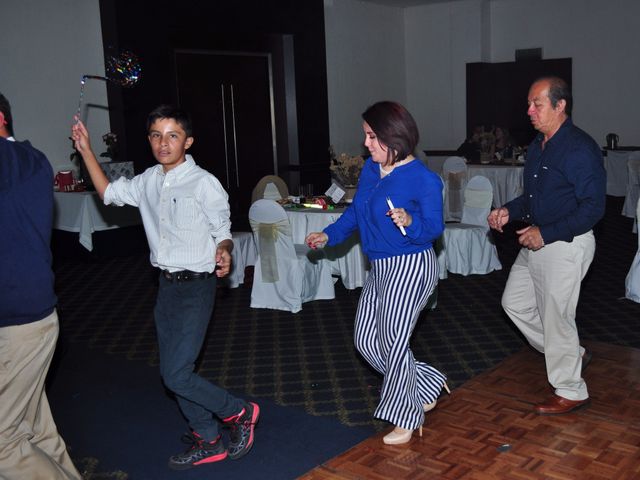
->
<box><xmin>504</xmin><ymin>118</ymin><xmax>605</xmax><ymax>244</ymax></box>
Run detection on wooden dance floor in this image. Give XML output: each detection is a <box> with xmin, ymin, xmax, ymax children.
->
<box><xmin>299</xmin><ymin>341</ymin><xmax>640</xmax><ymax>479</ymax></box>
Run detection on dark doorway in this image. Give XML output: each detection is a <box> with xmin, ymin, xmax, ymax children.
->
<box><xmin>175</xmin><ymin>50</ymin><xmax>278</xmax><ymax>228</ymax></box>
<box><xmin>466</xmin><ymin>58</ymin><xmax>572</xmax><ymax>146</ymax></box>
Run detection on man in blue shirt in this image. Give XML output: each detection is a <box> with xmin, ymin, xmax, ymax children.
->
<box><xmin>488</xmin><ymin>77</ymin><xmax>605</xmax><ymax>415</ymax></box>
<box><xmin>0</xmin><ymin>93</ymin><xmax>82</xmax><ymax>479</ymax></box>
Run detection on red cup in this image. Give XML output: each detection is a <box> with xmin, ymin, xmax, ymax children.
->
<box><xmin>55</xmin><ymin>170</ymin><xmax>74</xmax><ymax>191</ymax></box>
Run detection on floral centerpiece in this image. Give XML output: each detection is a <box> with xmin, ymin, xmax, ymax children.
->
<box><xmin>329</xmin><ymin>145</ymin><xmax>364</xmax><ymax>187</ymax></box>
<box><xmin>69</xmin><ymin>131</ymin><xmax>118</xmax><ymax>190</ymax></box>
<box><xmin>478</xmin><ymin>131</ymin><xmax>496</xmax><ymax>164</ymax></box>
<box><xmin>99</xmin><ymin>132</ymin><xmax>118</xmax><ymax>161</ymax></box>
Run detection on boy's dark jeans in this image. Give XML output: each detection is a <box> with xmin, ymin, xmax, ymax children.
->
<box><xmin>154</xmin><ymin>273</ymin><xmax>243</xmax><ymax>441</ymax></box>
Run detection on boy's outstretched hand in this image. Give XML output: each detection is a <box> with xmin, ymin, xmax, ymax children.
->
<box><xmin>70</xmin><ymin>117</ymin><xmax>93</xmax><ymax>155</ymax></box>
<box><xmin>70</xmin><ymin>116</ymin><xmax>110</xmax><ymax>198</ymax></box>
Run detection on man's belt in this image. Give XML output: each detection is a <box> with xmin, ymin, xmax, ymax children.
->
<box><xmin>162</xmin><ymin>270</ymin><xmax>211</xmax><ymax>282</ymax></box>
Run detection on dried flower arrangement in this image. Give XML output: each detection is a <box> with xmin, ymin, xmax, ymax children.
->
<box><xmin>100</xmin><ymin>132</ymin><xmax>118</xmax><ymax>160</ymax></box>
<box><xmin>478</xmin><ymin>131</ymin><xmax>496</xmax><ymax>163</ymax></box>
<box><xmin>329</xmin><ymin>145</ymin><xmax>364</xmax><ymax>186</ymax></box>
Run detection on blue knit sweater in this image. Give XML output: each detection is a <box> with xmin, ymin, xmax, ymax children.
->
<box><xmin>324</xmin><ymin>157</ymin><xmax>444</xmax><ymax>260</ymax></box>
<box><xmin>0</xmin><ymin>137</ymin><xmax>57</xmax><ymax>327</ymax></box>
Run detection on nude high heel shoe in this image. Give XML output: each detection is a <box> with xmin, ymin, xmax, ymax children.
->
<box><xmin>383</xmin><ymin>383</ymin><xmax>450</xmax><ymax>445</ymax></box>
<box><xmin>423</xmin><ymin>382</ymin><xmax>451</xmax><ymax>412</ymax></box>
<box><xmin>383</xmin><ymin>424</ymin><xmax>423</xmax><ymax>445</ymax></box>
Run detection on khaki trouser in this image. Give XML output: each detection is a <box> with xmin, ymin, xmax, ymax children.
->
<box><xmin>502</xmin><ymin>231</ymin><xmax>595</xmax><ymax>401</ymax></box>
<box><xmin>0</xmin><ymin>311</ymin><xmax>81</xmax><ymax>480</ymax></box>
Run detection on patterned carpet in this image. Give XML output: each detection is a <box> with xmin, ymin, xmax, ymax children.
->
<box><xmin>53</xmin><ymin>196</ymin><xmax>640</xmax><ymax>434</ymax></box>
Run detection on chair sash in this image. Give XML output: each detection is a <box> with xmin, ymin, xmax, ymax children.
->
<box><xmin>249</xmin><ymin>219</ymin><xmax>291</xmax><ymax>283</ymax></box>
<box><xmin>447</xmin><ymin>170</ymin><xmax>466</xmax><ymax>214</ymax></box>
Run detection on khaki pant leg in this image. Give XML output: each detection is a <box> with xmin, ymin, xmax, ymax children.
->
<box><xmin>504</xmin><ymin>232</ymin><xmax>594</xmax><ymax>400</ymax></box>
<box><xmin>502</xmin><ymin>248</ymin><xmax>545</xmax><ymax>351</ymax></box>
<box><xmin>0</xmin><ymin>311</ymin><xmax>81</xmax><ymax>480</ymax></box>
<box><xmin>533</xmin><ymin>232</ymin><xmax>594</xmax><ymax>400</ymax></box>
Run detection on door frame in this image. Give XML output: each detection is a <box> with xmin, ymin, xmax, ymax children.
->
<box><xmin>173</xmin><ymin>48</ymin><xmax>279</xmax><ymax>175</ymax></box>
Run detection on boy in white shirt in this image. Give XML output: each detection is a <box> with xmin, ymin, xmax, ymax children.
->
<box><xmin>71</xmin><ymin>105</ymin><xmax>259</xmax><ymax>470</ymax></box>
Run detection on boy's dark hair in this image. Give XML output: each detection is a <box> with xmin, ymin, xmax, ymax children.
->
<box><xmin>0</xmin><ymin>92</ymin><xmax>14</xmax><ymax>137</ymax></box>
<box><xmin>362</xmin><ymin>101</ymin><xmax>419</xmax><ymax>165</ymax></box>
<box><xmin>146</xmin><ymin>105</ymin><xmax>193</xmax><ymax>137</ymax></box>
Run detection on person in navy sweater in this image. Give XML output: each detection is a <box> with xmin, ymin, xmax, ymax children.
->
<box><xmin>306</xmin><ymin>101</ymin><xmax>447</xmax><ymax>445</ymax></box>
<box><xmin>488</xmin><ymin>77</ymin><xmax>605</xmax><ymax>415</ymax></box>
<box><xmin>0</xmin><ymin>92</ymin><xmax>81</xmax><ymax>479</ymax></box>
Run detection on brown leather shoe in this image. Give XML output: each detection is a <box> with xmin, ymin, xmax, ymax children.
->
<box><xmin>534</xmin><ymin>394</ymin><xmax>590</xmax><ymax>415</ymax></box>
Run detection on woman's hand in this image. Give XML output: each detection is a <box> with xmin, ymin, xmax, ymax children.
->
<box><xmin>387</xmin><ymin>207</ymin><xmax>412</xmax><ymax>229</ymax></box>
<box><xmin>305</xmin><ymin>232</ymin><xmax>328</xmax><ymax>250</ymax></box>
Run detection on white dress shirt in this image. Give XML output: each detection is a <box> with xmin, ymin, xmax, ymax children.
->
<box><xmin>104</xmin><ymin>154</ymin><xmax>232</xmax><ymax>273</ymax></box>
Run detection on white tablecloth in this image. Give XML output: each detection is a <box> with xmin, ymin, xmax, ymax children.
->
<box><xmin>53</xmin><ymin>191</ymin><xmax>142</xmax><ymax>251</ymax></box>
<box><xmin>468</xmin><ymin>164</ymin><xmax>524</xmax><ymax>207</ymax></box>
<box><xmin>623</xmin><ymin>156</ymin><xmax>640</xmax><ymax>216</ymax></box>
<box><xmin>227</xmin><ymin>231</ymin><xmax>258</xmax><ymax>288</ymax></box>
<box><xmin>285</xmin><ymin>207</ymin><xmax>369</xmax><ymax>289</ymax></box>
<box><xmin>604</xmin><ymin>150</ymin><xmax>631</xmax><ymax>197</ymax></box>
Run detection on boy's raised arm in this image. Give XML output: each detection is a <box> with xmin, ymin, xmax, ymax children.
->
<box><xmin>70</xmin><ymin>118</ymin><xmax>110</xmax><ymax>198</ymax></box>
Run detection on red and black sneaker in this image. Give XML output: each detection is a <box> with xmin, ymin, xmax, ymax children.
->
<box><xmin>168</xmin><ymin>432</ymin><xmax>227</xmax><ymax>470</ymax></box>
<box><xmin>223</xmin><ymin>402</ymin><xmax>260</xmax><ymax>460</ymax></box>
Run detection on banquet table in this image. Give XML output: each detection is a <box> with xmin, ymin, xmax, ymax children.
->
<box><xmin>285</xmin><ymin>207</ymin><xmax>369</xmax><ymax>289</ymax></box>
<box><xmin>467</xmin><ymin>163</ymin><xmax>524</xmax><ymax>207</ymax></box>
<box><xmin>53</xmin><ymin>191</ymin><xmax>142</xmax><ymax>251</ymax></box>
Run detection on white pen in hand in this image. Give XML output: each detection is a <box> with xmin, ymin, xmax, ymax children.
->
<box><xmin>385</xmin><ymin>196</ymin><xmax>407</xmax><ymax>236</ymax></box>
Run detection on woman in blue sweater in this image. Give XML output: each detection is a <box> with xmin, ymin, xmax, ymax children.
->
<box><xmin>306</xmin><ymin>101</ymin><xmax>448</xmax><ymax>445</ymax></box>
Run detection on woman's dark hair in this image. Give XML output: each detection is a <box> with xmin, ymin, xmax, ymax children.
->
<box><xmin>146</xmin><ymin>104</ymin><xmax>193</xmax><ymax>137</ymax></box>
<box><xmin>537</xmin><ymin>76</ymin><xmax>573</xmax><ymax>116</ymax></box>
<box><xmin>0</xmin><ymin>92</ymin><xmax>14</xmax><ymax>137</ymax></box>
<box><xmin>362</xmin><ymin>101</ymin><xmax>419</xmax><ymax>164</ymax></box>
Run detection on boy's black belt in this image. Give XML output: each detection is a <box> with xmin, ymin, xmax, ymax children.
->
<box><xmin>162</xmin><ymin>270</ymin><xmax>211</xmax><ymax>282</ymax></box>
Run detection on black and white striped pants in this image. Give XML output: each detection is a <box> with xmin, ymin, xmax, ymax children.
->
<box><xmin>354</xmin><ymin>248</ymin><xmax>446</xmax><ymax>430</ymax></box>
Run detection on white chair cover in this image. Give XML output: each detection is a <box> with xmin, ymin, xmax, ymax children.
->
<box><xmin>226</xmin><ymin>231</ymin><xmax>258</xmax><ymax>288</ymax></box>
<box><xmin>442</xmin><ymin>156</ymin><xmax>468</xmax><ymax>221</ymax></box>
<box><xmin>434</xmin><ymin>175</ymin><xmax>447</xmax><ymax>281</ymax></box>
<box><xmin>427</xmin><ymin>175</ymin><xmax>447</xmax><ymax>310</ymax></box>
<box><xmin>249</xmin><ymin>199</ymin><xmax>335</xmax><ymax>313</ymax></box>
<box><xmin>625</xmin><ymin>197</ymin><xmax>640</xmax><ymax>303</ymax></box>
<box><xmin>460</xmin><ymin>177</ymin><xmax>495</xmax><ymax>226</ymax></box>
<box><xmin>622</xmin><ymin>153</ymin><xmax>640</xmax><ymax>233</ymax></box>
<box><xmin>442</xmin><ymin>175</ymin><xmax>502</xmax><ymax>276</ymax></box>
